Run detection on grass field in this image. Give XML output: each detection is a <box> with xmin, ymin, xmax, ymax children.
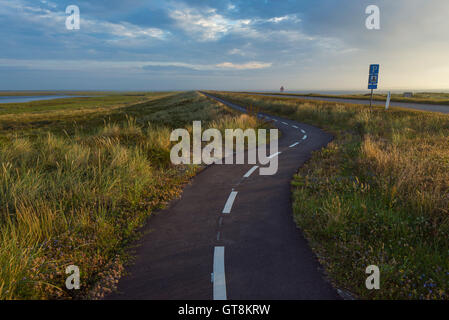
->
<box><xmin>0</xmin><ymin>93</ymin><xmax>167</xmax><ymax>116</ymax></box>
<box><xmin>209</xmin><ymin>91</ymin><xmax>449</xmax><ymax>300</ymax></box>
<box><xmin>0</xmin><ymin>91</ymin><xmax>129</xmax><ymax>97</ymax></box>
<box><xmin>0</xmin><ymin>91</ymin><xmax>267</xmax><ymax>299</ymax></box>
<box><xmin>243</xmin><ymin>91</ymin><xmax>449</xmax><ymax>106</ymax></box>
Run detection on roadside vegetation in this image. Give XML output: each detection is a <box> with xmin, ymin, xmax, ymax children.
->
<box><xmin>244</xmin><ymin>91</ymin><xmax>449</xmax><ymax>106</ymax></box>
<box><xmin>209</xmin><ymin>91</ymin><xmax>449</xmax><ymax>300</ymax></box>
<box><xmin>0</xmin><ymin>91</ymin><xmax>267</xmax><ymax>299</ymax></box>
<box><xmin>0</xmin><ymin>93</ymin><xmax>169</xmax><ymax>116</ymax></box>
<box><xmin>0</xmin><ymin>91</ymin><xmax>126</xmax><ymax>97</ymax></box>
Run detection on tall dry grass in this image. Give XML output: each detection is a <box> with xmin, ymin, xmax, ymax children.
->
<box><xmin>0</xmin><ymin>92</ymin><xmax>267</xmax><ymax>299</ymax></box>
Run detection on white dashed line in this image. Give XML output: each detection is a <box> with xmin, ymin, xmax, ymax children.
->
<box><xmin>282</xmin><ymin>122</ymin><xmax>288</xmax><ymax>125</ymax></box>
<box><xmin>289</xmin><ymin>142</ymin><xmax>300</xmax><ymax>148</ymax></box>
<box><xmin>222</xmin><ymin>191</ymin><xmax>238</xmax><ymax>214</ymax></box>
<box><xmin>302</xmin><ymin>135</ymin><xmax>308</xmax><ymax>140</ymax></box>
<box><xmin>292</xmin><ymin>125</ymin><xmax>298</xmax><ymax>129</ymax></box>
<box><xmin>243</xmin><ymin>165</ymin><xmax>259</xmax><ymax>178</ymax></box>
<box><xmin>273</xmin><ymin>119</ymin><xmax>278</xmax><ymax>122</ymax></box>
<box><xmin>213</xmin><ymin>246</ymin><xmax>227</xmax><ymax>300</ymax></box>
<box><xmin>301</xmin><ymin>129</ymin><xmax>306</xmax><ymax>134</ymax></box>
<box><xmin>268</xmin><ymin>152</ymin><xmax>282</xmax><ymax>159</ymax></box>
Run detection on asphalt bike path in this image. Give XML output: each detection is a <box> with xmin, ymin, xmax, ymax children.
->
<box><xmin>107</xmin><ymin>93</ymin><xmax>339</xmax><ymax>300</ymax></box>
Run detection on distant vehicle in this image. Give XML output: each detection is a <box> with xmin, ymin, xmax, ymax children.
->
<box><xmin>280</xmin><ymin>86</ymin><xmax>285</xmax><ymax>93</ymax></box>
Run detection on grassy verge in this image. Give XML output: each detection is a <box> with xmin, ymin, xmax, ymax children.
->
<box><xmin>0</xmin><ymin>92</ymin><xmax>177</xmax><ymax>116</ymax></box>
<box><xmin>240</xmin><ymin>91</ymin><xmax>449</xmax><ymax>106</ymax></box>
<box><xmin>0</xmin><ymin>91</ymin><xmax>143</xmax><ymax>97</ymax></box>
<box><xmin>209</xmin><ymin>91</ymin><xmax>449</xmax><ymax>300</ymax></box>
<box><xmin>0</xmin><ymin>91</ymin><xmax>267</xmax><ymax>299</ymax></box>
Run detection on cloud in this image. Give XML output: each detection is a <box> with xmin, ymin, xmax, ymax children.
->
<box><xmin>168</xmin><ymin>5</ymin><xmax>302</xmax><ymax>42</ymax></box>
<box><xmin>84</xmin><ymin>20</ymin><xmax>169</xmax><ymax>40</ymax></box>
<box><xmin>216</xmin><ymin>62</ymin><xmax>272</xmax><ymax>70</ymax></box>
<box><xmin>227</xmin><ymin>4</ymin><xmax>237</xmax><ymax>11</ymax></box>
<box><xmin>169</xmin><ymin>7</ymin><xmax>252</xmax><ymax>41</ymax></box>
<box><xmin>228</xmin><ymin>48</ymin><xmax>246</xmax><ymax>56</ymax></box>
<box><xmin>0</xmin><ymin>58</ymin><xmax>272</xmax><ymax>72</ymax></box>
<box><xmin>266</xmin><ymin>14</ymin><xmax>301</xmax><ymax>24</ymax></box>
<box><xmin>1</xmin><ymin>0</ymin><xmax>169</xmax><ymax>41</ymax></box>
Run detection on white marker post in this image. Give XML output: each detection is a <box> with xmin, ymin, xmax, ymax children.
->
<box><xmin>385</xmin><ymin>91</ymin><xmax>391</xmax><ymax>110</ymax></box>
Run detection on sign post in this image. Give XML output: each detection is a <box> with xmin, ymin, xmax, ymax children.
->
<box><xmin>385</xmin><ymin>91</ymin><xmax>391</xmax><ymax>110</ymax></box>
<box><xmin>368</xmin><ymin>64</ymin><xmax>380</xmax><ymax>109</ymax></box>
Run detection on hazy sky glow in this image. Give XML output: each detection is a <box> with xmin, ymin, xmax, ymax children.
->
<box><xmin>1</xmin><ymin>0</ymin><xmax>448</xmax><ymax>91</ymax></box>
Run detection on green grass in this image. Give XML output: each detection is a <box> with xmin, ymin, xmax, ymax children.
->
<box><xmin>209</xmin><ymin>91</ymin><xmax>449</xmax><ymax>300</ymax></box>
<box><xmin>0</xmin><ymin>92</ymin><xmax>176</xmax><ymax>115</ymax></box>
<box><xmin>240</xmin><ymin>91</ymin><xmax>449</xmax><ymax>106</ymax></box>
<box><xmin>0</xmin><ymin>91</ymin><xmax>145</xmax><ymax>97</ymax></box>
<box><xmin>0</xmin><ymin>91</ymin><xmax>268</xmax><ymax>299</ymax></box>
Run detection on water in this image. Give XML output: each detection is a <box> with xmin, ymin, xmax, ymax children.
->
<box><xmin>0</xmin><ymin>95</ymin><xmax>90</xmax><ymax>104</ymax></box>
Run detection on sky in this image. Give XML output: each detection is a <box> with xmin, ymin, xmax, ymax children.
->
<box><xmin>0</xmin><ymin>0</ymin><xmax>448</xmax><ymax>91</ymax></box>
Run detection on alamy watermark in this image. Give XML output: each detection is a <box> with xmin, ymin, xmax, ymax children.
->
<box><xmin>66</xmin><ymin>5</ymin><xmax>80</xmax><ymax>30</ymax></box>
<box><xmin>365</xmin><ymin>265</ymin><xmax>380</xmax><ymax>290</ymax></box>
<box><xmin>65</xmin><ymin>265</ymin><xmax>80</xmax><ymax>290</ymax></box>
<box><xmin>365</xmin><ymin>5</ymin><xmax>380</xmax><ymax>30</ymax></box>
<box><xmin>170</xmin><ymin>121</ymin><xmax>279</xmax><ymax>176</ymax></box>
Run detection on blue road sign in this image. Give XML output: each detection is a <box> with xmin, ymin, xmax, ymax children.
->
<box><xmin>369</xmin><ymin>64</ymin><xmax>380</xmax><ymax>75</ymax></box>
<box><xmin>368</xmin><ymin>64</ymin><xmax>380</xmax><ymax>89</ymax></box>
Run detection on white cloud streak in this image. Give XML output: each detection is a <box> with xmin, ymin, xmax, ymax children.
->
<box><xmin>0</xmin><ymin>59</ymin><xmax>271</xmax><ymax>71</ymax></box>
<box><xmin>169</xmin><ymin>6</ymin><xmax>301</xmax><ymax>41</ymax></box>
<box><xmin>169</xmin><ymin>7</ymin><xmax>252</xmax><ymax>41</ymax></box>
<box><xmin>216</xmin><ymin>62</ymin><xmax>272</xmax><ymax>70</ymax></box>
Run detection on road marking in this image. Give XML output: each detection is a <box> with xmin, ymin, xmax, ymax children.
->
<box><xmin>289</xmin><ymin>142</ymin><xmax>300</xmax><ymax>148</ymax></box>
<box><xmin>268</xmin><ymin>152</ymin><xmax>281</xmax><ymax>159</ymax></box>
<box><xmin>301</xmin><ymin>129</ymin><xmax>306</xmax><ymax>134</ymax></box>
<box><xmin>222</xmin><ymin>191</ymin><xmax>238</xmax><ymax>214</ymax></box>
<box><xmin>217</xmin><ymin>232</ymin><xmax>221</xmax><ymax>241</ymax></box>
<box><xmin>273</xmin><ymin>119</ymin><xmax>278</xmax><ymax>122</ymax></box>
<box><xmin>302</xmin><ymin>135</ymin><xmax>308</xmax><ymax>140</ymax></box>
<box><xmin>213</xmin><ymin>246</ymin><xmax>227</xmax><ymax>300</ymax></box>
<box><xmin>243</xmin><ymin>165</ymin><xmax>259</xmax><ymax>178</ymax></box>
<box><xmin>282</xmin><ymin>122</ymin><xmax>288</xmax><ymax>125</ymax></box>
<box><xmin>292</xmin><ymin>125</ymin><xmax>298</xmax><ymax>129</ymax></box>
